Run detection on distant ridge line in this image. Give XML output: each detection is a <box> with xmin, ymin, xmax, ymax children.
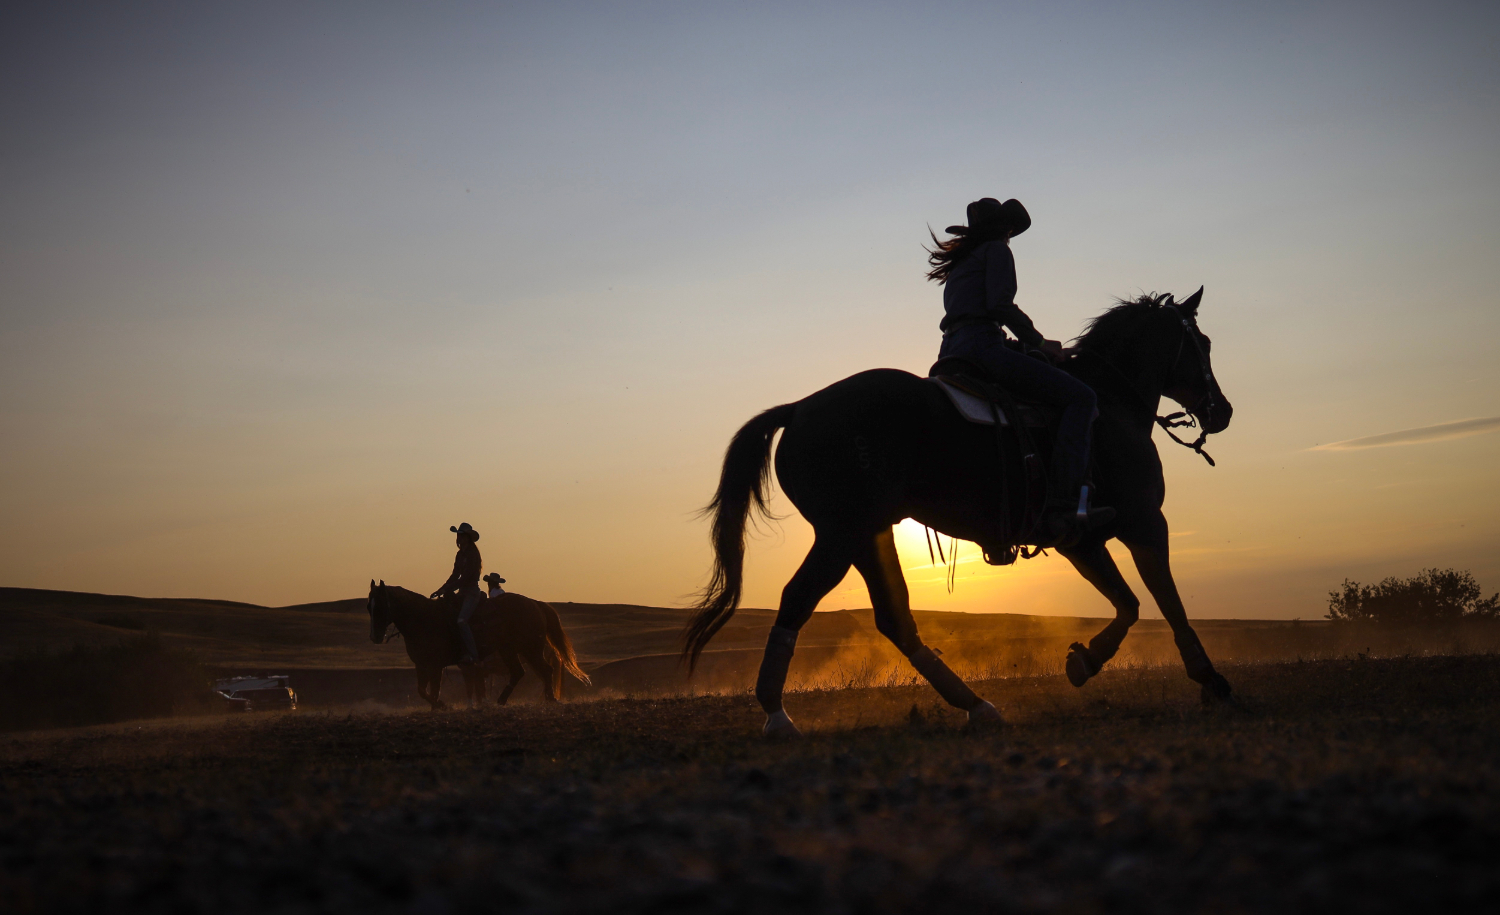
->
<box><xmin>0</xmin><ymin>586</ymin><xmax>361</xmax><ymax>613</ymax></box>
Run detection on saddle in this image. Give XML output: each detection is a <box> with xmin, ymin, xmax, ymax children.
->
<box><xmin>925</xmin><ymin>355</ymin><xmax>1061</xmax><ymax>565</ymax></box>
<box><xmin>928</xmin><ymin>357</ymin><xmax>1053</xmax><ymax>429</ymax></box>
<box><xmin>437</xmin><ymin>592</ymin><xmax>506</xmax><ymax>652</ymax></box>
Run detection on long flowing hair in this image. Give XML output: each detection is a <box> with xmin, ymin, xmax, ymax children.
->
<box><xmin>458</xmin><ymin>534</ymin><xmax>482</xmax><ymax>575</ymax></box>
<box><xmin>925</xmin><ymin>224</ymin><xmax>1009</xmax><ymax>284</ymax></box>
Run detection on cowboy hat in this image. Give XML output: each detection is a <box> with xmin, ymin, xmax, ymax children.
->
<box><xmin>483</xmin><ymin>572</ymin><xmax>506</xmax><ymax>585</ymax></box>
<box><xmin>450</xmin><ymin>522</ymin><xmax>479</xmax><ymax>541</ymax></box>
<box><xmin>945</xmin><ymin>197</ymin><xmax>1030</xmax><ymax>238</ymax></box>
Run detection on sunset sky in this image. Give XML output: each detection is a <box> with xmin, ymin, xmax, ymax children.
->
<box><xmin>3</xmin><ymin>1</ymin><xmax>1497</xmax><ymax>621</ymax></box>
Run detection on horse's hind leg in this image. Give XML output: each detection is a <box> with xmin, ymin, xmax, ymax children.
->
<box><xmin>1057</xmin><ymin>538</ymin><xmax>1142</xmax><ymax>686</ymax></box>
<box><xmin>525</xmin><ymin>644</ymin><xmax>559</xmax><ymax>702</ymax></box>
<box><xmin>496</xmin><ymin>653</ymin><xmax>524</xmax><ymax>705</ymax></box>
<box><xmin>852</xmin><ymin>527</ymin><xmax>1001</xmax><ymax>724</ymax></box>
<box><xmin>754</xmin><ymin>533</ymin><xmax>857</xmax><ymax>737</ymax></box>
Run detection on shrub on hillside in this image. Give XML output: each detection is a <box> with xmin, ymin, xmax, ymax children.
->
<box><xmin>1327</xmin><ymin>568</ymin><xmax>1500</xmax><ymax>625</ymax></box>
<box><xmin>0</xmin><ymin>631</ymin><xmax>214</xmax><ymax>732</ymax></box>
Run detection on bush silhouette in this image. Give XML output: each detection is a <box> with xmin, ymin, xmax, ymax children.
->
<box><xmin>1327</xmin><ymin>568</ymin><xmax>1499</xmax><ymax>624</ymax></box>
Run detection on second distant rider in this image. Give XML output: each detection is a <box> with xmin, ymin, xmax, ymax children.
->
<box><xmin>431</xmin><ymin>522</ymin><xmax>484</xmax><ymax>663</ymax></box>
<box><xmin>483</xmin><ymin>572</ymin><xmax>507</xmax><ymax>598</ymax></box>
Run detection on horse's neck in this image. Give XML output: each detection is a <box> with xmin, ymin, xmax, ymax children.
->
<box><xmin>389</xmin><ymin>589</ymin><xmax>438</xmax><ymax>631</ymax></box>
<box><xmin>1075</xmin><ymin>344</ymin><xmax>1165</xmax><ymax>429</ymax></box>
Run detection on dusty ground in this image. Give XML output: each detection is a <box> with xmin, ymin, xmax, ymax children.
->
<box><xmin>5</xmin><ymin>654</ymin><xmax>1498</xmax><ymax>913</ymax></box>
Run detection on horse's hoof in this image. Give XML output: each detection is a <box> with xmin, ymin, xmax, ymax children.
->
<box><xmin>1065</xmin><ymin>642</ymin><xmax>1097</xmax><ymax>687</ymax></box>
<box><xmin>1200</xmin><ymin>672</ymin><xmax>1233</xmax><ymax>706</ymax></box>
<box><xmin>763</xmin><ymin>710</ymin><xmax>802</xmax><ymax>740</ymax></box>
<box><xmin>967</xmin><ymin>700</ymin><xmax>1005</xmax><ymax>727</ymax></box>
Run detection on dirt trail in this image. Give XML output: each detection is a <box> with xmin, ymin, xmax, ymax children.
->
<box><xmin>3</xmin><ymin>654</ymin><xmax>1498</xmax><ymax>913</ymax></box>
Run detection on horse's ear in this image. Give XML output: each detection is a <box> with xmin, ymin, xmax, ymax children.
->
<box><xmin>1180</xmin><ymin>285</ymin><xmax>1204</xmax><ymax>315</ymax></box>
<box><xmin>370</xmin><ymin>579</ymin><xmax>375</xmax><ymax>589</ymax></box>
<box><xmin>379</xmin><ymin>580</ymin><xmax>385</xmax><ymax>588</ymax></box>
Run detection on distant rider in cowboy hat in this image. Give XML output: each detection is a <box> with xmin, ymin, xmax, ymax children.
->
<box><xmin>483</xmin><ymin>572</ymin><xmax>506</xmax><ymax>598</ymax></box>
<box><xmin>431</xmin><ymin>522</ymin><xmax>484</xmax><ymax>663</ymax></box>
<box><xmin>928</xmin><ymin>197</ymin><xmax>1113</xmax><ymax>546</ymax></box>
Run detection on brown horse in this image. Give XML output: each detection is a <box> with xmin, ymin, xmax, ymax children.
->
<box><xmin>366</xmin><ymin>581</ymin><xmax>590</xmax><ymax>709</ymax></box>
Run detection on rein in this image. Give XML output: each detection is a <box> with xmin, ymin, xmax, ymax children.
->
<box><xmin>1073</xmin><ymin>302</ymin><xmax>1220</xmax><ymax>467</ymax></box>
<box><xmin>373</xmin><ymin>588</ymin><xmax>413</xmax><ymax>642</ymax></box>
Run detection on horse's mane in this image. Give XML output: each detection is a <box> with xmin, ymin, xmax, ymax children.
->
<box><xmin>1075</xmin><ymin>292</ymin><xmax>1174</xmax><ymax>350</ymax></box>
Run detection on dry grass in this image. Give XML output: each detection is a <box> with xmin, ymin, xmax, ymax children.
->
<box><xmin>3</xmin><ymin>654</ymin><xmax>1498</xmax><ymax>913</ymax></box>
<box><xmin>0</xmin><ymin>633</ymin><xmax>213</xmax><ymax>732</ymax></box>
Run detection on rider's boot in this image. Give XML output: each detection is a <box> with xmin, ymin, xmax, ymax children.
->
<box><xmin>1037</xmin><ymin>484</ymin><xmax>1115</xmax><ymax>548</ymax></box>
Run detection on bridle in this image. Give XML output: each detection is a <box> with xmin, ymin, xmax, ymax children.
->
<box><xmin>370</xmin><ymin>589</ymin><xmax>403</xmax><ymax>643</ymax></box>
<box><xmin>1073</xmin><ymin>298</ymin><xmax>1223</xmax><ymax>466</ymax></box>
<box><xmin>1155</xmin><ymin>302</ymin><xmax>1223</xmax><ymax>466</ymax></box>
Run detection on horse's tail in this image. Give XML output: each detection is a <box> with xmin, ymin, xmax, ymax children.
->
<box><xmin>540</xmin><ymin>601</ymin><xmax>591</xmax><ymax>686</ymax></box>
<box><xmin>681</xmin><ymin>402</ymin><xmax>797</xmax><ymax>672</ymax></box>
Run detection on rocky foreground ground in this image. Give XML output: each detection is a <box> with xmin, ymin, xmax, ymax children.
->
<box><xmin>3</xmin><ymin>654</ymin><xmax>1498</xmax><ymax>914</ymax></box>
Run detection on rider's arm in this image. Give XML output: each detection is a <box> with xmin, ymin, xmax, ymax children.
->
<box><xmin>984</xmin><ymin>241</ymin><xmax>1044</xmax><ymax>348</ymax></box>
<box><xmin>431</xmin><ymin>555</ymin><xmax>463</xmax><ymax>598</ymax></box>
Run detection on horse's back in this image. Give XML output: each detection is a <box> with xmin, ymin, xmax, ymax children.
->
<box><xmin>481</xmin><ymin>592</ymin><xmax>549</xmax><ymax>641</ymax></box>
<box><xmin>775</xmin><ymin>368</ymin><xmax>1009</xmax><ymax>530</ymax></box>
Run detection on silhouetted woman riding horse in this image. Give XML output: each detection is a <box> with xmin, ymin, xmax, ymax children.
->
<box><xmin>930</xmin><ymin>197</ymin><xmax>1112</xmax><ymax>546</ymax></box>
<box><xmin>431</xmin><ymin>522</ymin><xmax>484</xmax><ymax>662</ymax></box>
<box><xmin>682</xmin><ymin>201</ymin><xmax>1236</xmax><ymax>737</ymax></box>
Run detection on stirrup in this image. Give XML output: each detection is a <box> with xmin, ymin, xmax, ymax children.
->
<box><xmin>1035</xmin><ymin>486</ymin><xmax>1115</xmax><ymax>548</ymax></box>
<box><xmin>1034</xmin><ymin>511</ymin><xmax>1083</xmax><ymax>549</ymax></box>
<box><xmin>1074</xmin><ymin>485</ymin><xmax>1116</xmax><ymax>528</ymax></box>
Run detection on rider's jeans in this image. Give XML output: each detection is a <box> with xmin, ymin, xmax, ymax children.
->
<box><xmin>938</xmin><ymin>322</ymin><xmax>1097</xmax><ymax>504</ymax></box>
<box><xmin>457</xmin><ymin>586</ymin><xmax>483</xmax><ymax>659</ymax></box>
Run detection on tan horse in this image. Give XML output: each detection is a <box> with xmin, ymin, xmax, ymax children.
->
<box><xmin>367</xmin><ymin>582</ymin><xmax>591</xmax><ymax>709</ymax></box>
<box><xmin>475</xmin><ymin>592</ymin><xmax>592</xmax><ymax>704</ymax></box>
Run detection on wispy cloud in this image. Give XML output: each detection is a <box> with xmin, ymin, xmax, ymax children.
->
<box><xmin>1312</xmin><ymin>416</ymin><xmax>1500</xmax><ymax>451</ymax></box>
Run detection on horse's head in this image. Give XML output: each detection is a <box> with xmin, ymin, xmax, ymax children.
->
<box><xmin>367</xmin><ymin>579</ymin><xmax>394</xmax><ymax>644</ymax></box>
<box><xmin>1158</xmin><ymin>287</ymin><xmax>1233</xmax><ymax>435</ymax></box>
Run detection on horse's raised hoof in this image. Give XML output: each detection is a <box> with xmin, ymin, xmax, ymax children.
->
<box><xmin>1199</xmin><ymin>671</ymin><xmax>1233</xmax><ymax>706</ymax></box>
<box><xmin>1065</xmin><ymin>642</ymin><xmax>1098</xmax><ymax>687</ymax></box>
<box><xmin>763</xmin><ymin>709</ymin><xmax>802</xmax><ymax>740</ymax></box>
<box><xmin>967</xmin><ymin>700</ymin><xmax>1005</xmax><ymax>728</ymax></box>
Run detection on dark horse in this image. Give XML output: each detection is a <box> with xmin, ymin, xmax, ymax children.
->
<box><xmin>367</xmin><ymin>581</ymin><xmax>591</xmax><ymax>709</ymax></box>
<box><xmin>683</xmin><ymin>289</ymin><xmax>1233</xmax><ymax>737</ymax></box>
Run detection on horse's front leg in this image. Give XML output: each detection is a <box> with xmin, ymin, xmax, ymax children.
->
<box><xmin>1121</xmin><ymin>511</ymin><xmax>1232</xmax><ymax>703</ymax></box>
<box><xmin>418</xmin><ymin>666</ymin><xmax>447</xmax><ymax>710</ymax></box>
<box><xmin>1056</xmin><ymin>538</ymin><xmax>1141</xmax><ymax>686</ymax></box>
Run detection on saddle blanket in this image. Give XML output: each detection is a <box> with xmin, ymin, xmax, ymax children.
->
<box><xmin>929</xmin><ymin>376</ymin><xmax>1009</xmax><ymax>426</ymax></box>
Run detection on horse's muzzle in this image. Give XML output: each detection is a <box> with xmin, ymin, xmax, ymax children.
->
<box><xmin>1198</xmin><ymin>398</ymin><xmax>1233</xmax><ymax>434</ymax></box>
